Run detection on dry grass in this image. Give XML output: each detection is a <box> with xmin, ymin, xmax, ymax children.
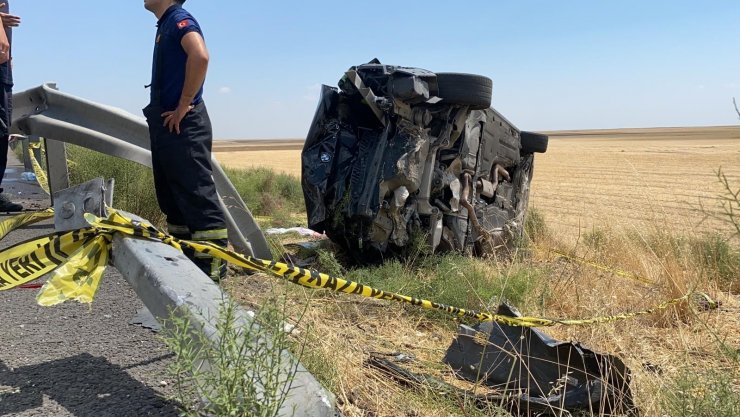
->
<box><xmin>216</xmin><ymin>126</ymin><xmax>739</xmax><ymax>416</ymax></box>
<box><xmin>532</xmin><ymin>126</ymin><xmax>740</xmax><ymax>245</ymax></box>
<box><xmin>532</xmin><ymin>228</ymin><xmax>739</xmax><ymax>416</ymax></box>
<box><xmin>214</xmin><ymin>141</ymin><xmax>303</xmax><ymax>178</ymax></box>
<box><xmin>216</xmin><ymin>150</ymin><xmax>303</xmax><ymax>178</ymax></box>
<box><xmin>222</xmin><ymin>239</ymin><xmax>738</xmax><ymax>416</ymax></box>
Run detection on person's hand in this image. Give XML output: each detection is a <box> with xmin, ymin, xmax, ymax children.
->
<box><xmin>0</xmin><ymin>41</ymin><xmax>7</xmax><ymax>65</ymax></box>
<box><xmin>0</xmin><ymin>34</ymin><xmax>7</xmax><ymax>65</ymax></box>
<box><xmin>161</xmin><ymin>104</ymin><xmax>194</xmax><ymax>135</ymax></box>
<box><xmin>0</xmin><ymin>3</ymin><xmax>21</xmax><ymax>28</ymax></box>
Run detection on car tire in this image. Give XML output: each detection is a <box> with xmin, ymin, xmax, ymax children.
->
<box><xmin>436</xmin><ymin>73</ymin><xmax>492</xmax><ymax>110</ymax></box>
<box><xmin>520</xmin><ymin>131</ymin><xmax>549</xmax><ymax>153</ymax></box>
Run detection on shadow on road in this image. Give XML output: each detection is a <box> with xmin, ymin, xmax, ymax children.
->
<box><xmin>0</xmin><ymin>353</ymin><xmax>181</xmax><ymax>416</ymax></box>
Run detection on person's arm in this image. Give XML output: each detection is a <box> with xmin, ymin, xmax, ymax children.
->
<box><xmin>162</xmin><ymin>31</ymin><xmax>209</xmax><ymax>134</ymax></box>
<box><xmin>0</xmin><ymin>3</ymin><xmax>20</xmax><ymax>28</ymax></box>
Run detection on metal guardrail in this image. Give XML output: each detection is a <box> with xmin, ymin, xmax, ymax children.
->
<box><xmin>111</xmin><ymin>223</ymin><xmax>336</xmax><ymax>417</ymax></box>
<box><xmin>10</xmin><ymin>83</ymin><xmax>270</xmax><ymax>259</ymax></box>
<box><xmin>8</xmin><ymin>85</ymin><xmax>337</xmax><ymax>415</ymax></box>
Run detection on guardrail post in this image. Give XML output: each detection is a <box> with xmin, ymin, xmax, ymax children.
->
<box><xmin>44</xmin><ymin>138</ymin><xmax>70</xmax><ymax>202</ymax></box>
<box><xmin>31</xmin><ymin>139</ymin><xmax>42</xmax><ymax>171</ymax></box>
<box><xmin>20</xmin><ymin>137</ymin><xmax>32</xmax><ymax>172</ymax></box>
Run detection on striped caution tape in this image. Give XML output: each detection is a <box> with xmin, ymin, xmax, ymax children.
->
<box><xmin>0</xmin><ymin>207</ymin><xmax>107</xmax><ymax>302</ymax></box>
<box><xmin>0</xmin><ymin>208</ymin><xmax>54</xmax><ymax>241</ymax></box>
<box><xmin>552</xmin><ymin>250</ymin><xmax>653</xmax><ymax>284</ymax></box>
<box><xmin>552</xmin><ymin>250</ymin><xmax>719</xmax><ymax>310</ymax></box>
<box><xmin>0</xmin><ymin>208</ymin><xmax>702</xmax><ymax>326</ymax></box>
<box><xmin>36</xmin><ymin>233</ymin><xmax>111</xmax><ymax>306</ymax></box>
<box><xmin>28</xmin><ymin>142</ymin><xmax>50</xmax><ymax>195</ymax></box>
<box><xmin>0</xmin><ymin>228</ymin><xmax>98</xmax><ymax>291</ymax></box>
<box><xmin>82</xmin><ymin>210</ymin><xmax>695</xmax><ymax>327</ymax></box>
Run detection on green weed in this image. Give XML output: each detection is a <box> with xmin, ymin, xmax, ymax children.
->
<box><xmin>583</xmin><ymin>227</ymin><xmax>610</xmax><ymax>250</ymax></box>
<box><xmin>662</xmin><ymin>367</ymin><xmax>740</xmax><ymax>417</ymax></box>
<box><xmin>524</xmin><ymin>207</ymin><xmax>550</xmax><ymax>244</ymax></box>
<box><xmin>162</xmin><ymin>297</ymin><xmax>301</xmax><ymax>417</ymax></box>
<box><xmin>223</xmin><ymin>167</ymin><xmax>304</xmax><ymax>216</ymax></box>
<box><xmin>344</xmin><ymin>254</ymin><xmax>545</xmax><ymax>322</ymax></box>
<box><xmin>691</xmin><ymin>234</ymin><xmax>740</xmax><ymax>291</ymax></box>
<box><xmin>315</xmin><ymin>249</ymin><xmax>344</xmax><ymax>277</ymax></box>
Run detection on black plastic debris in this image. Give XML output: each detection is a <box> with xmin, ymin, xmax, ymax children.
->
<box><xmin>443</xmin><ymin>304</ymin><xmax>638</xmax><ymax>416</ymax></box>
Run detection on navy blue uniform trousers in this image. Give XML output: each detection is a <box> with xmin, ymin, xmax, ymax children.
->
<box><xmin>143</xmin><ymin>101</ymin><xmax>225</xmax><ymax>233</ymax></box>
<box><xmin>0</xmin><ymin>83</ymin><xmax>12</xmax><ymax>192</ymax></box>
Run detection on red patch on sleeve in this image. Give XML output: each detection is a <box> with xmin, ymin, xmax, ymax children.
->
<box><xmin>177</xmin><ymin>20</ymin><xmax>190</xmax><ymax>29</ymax></box>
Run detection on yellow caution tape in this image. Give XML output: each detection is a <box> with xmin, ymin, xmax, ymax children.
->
<box><xmin>552</xmin><ymin>250</ymin><xmax>654</xmax><ymax>285</ymax></box>
<box><xmin>85</xmin><ymin>210</ymin><xmax>694</xmax><ymax>327</ymax></box>
<box><xmin>0</xmin><ymin>228</ymin><xmax>98</xmax><ymax>290</ymax></box>
<box><xmin>551</xmin><ymin>251</ymin><xmax>720</xmax><ymax>310</ymax></box>
<box><xmin>28</xmin><ymin>142</ymin><xmax>50</xmax><ymax>195</ymax></box>
<box><xmin>0</xmin><ymin>209</ymin><xmax>698</xmax><ymax>326</ymax></box>
<box><xmin>36</xmin><ymin>233</ymin><xmax>111</xmax><ymax>306</ymax></box>
<box><xmin>0</xmin><ymin>208</ymin><xmax>54</xmax><ymax>241</ymax></box>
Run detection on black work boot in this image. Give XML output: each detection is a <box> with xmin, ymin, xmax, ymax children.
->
<box><xmin>193</xmin><ymin>256</ymin><xmax>227</xmax><ymax>282</ymax></box>
<box><xmin>0</xmin><ymin>191</ymin><xmax>22</xmax><ymax>213</ymax></box>
<box><xmin>192</xmin><ymin>230</ymin><xmax>229</xmax><ymax>282</ymax></box>
<box><xmin>167</xmin><ymin>223</ymin><xmax>196</xmax><ymax>264</ymax></box>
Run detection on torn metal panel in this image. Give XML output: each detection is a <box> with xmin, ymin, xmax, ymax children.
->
<box><xmin>443</xmin><ymin>304</ymin><xmax>638</xmax><ymax>416</ymax></box>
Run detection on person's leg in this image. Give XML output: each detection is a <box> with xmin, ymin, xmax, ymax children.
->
<box><xmin>0</xmin><ymin>82</ymin><xmax>21</xmax><ymax>212</ymax></box>
<box><xmin>184</xmin><ymin>104</ymin><xmax>228</xmax><ymax>281</ymax></box>
<box><xmin>145</xmin><ymin>104</ymin><xmax>191</xmax><ymax>249</ymax></box>
<box><xmin>150</xmin><ymin>145</ymin><xmax>195</xmax><ymax>262</ymax></box>
<box><xmin>151</xmin><ymin>145</ymin><xmax>188</xmax><ymax>228</ymax></box>
<box><xmin>156</xmin><ymin>103</ymin><xmax>228</xmax><ymax>281</ymax></box>
<box><xmin>0</xmin><ymin>82</ymin><xmax>10</xmax><ymax>181</ymax></box>
<box><xmin>0</xmin><ymin>133</ymin><xmax>8</xmax><ymax>187</ymax></box>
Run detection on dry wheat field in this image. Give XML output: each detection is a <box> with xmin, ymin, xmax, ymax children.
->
<box><xmin>214</xmin><ymin>126</ymin><xmax>740</xmax><ymax>242</ymax></box>
<box><xmin>217</xmin><ymin>127</ymin><xmax>739</xmax><ymax>416</ymax></box>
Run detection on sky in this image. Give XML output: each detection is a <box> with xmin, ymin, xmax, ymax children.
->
<box><xmin>9</xmin><ymin>1</ymin><xmax>740</xmax><ymax>139</ymax></box>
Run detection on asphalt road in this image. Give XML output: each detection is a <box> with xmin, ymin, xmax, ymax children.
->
<box><xmin>0</xmin><ymin>152</ymin><xmax>179</xmax><ymax>416</ymax></box>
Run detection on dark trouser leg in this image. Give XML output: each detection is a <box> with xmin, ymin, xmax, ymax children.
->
<box><xmin>145</xmin><ymin>102</ymin><xmax>228</xmax><ymax>281</ymax></box>
<box><xmin>151</xmin><ymin>143</ymin><xmax>195</xmax><ymax>258</ymax></box>
<box><xmin>0</xmin><ymin>83</ymin><xmax>21</xmax><ymax>212</ymax></box>
<box><xmin>0</xmin><ymin>133</ymin><xmax>22</xmax><ymax>212</ymax></box>
<box><xmin>0</xmin><ymin>134</ymin><xmax>7</xmax><ymax>192</ymax></box>
<box><xmin>0</xmin><ymin>83</ymin><xmax>12</xmax><ymax>190</ymax></box>
<box><xmin>166</xmin><ymin>222</ymin><xmax>193</xmax><ymax>259</ymax></box>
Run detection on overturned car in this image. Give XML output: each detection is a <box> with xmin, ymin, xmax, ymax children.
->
<box><xmin>302</xmin><ymin>60</ymin><xmax>548</xmax><ymax>260</ymax></box>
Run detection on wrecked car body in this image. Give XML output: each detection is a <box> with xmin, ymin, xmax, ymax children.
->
<box><xmin>302</xmin><ymin>60</ymin><xmax>548</xmax><ymax>259</ymax></box>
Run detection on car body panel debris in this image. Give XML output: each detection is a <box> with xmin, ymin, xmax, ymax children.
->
<box><xmin>302</xmin><ymin>59</ymin><xmax>548</xmax><ymax>260</ymax></box>
<box><xmin>443</xmin><ymin>304</ymin><xmax>638</xmax><ymax>416</ymax></box>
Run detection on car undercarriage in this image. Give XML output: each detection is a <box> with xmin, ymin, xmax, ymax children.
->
<box><xmin>302</xmin><ymin>60</ymin><xmax>548</xmax><ymax>261</ymax></box>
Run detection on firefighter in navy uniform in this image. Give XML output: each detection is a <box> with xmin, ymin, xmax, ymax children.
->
<box><xmin>143</xmin><ymin>0</ymin><xmax>227</xmax><ymax>281</ymax></box>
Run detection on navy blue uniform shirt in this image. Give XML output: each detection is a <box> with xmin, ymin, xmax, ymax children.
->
<box><xmin>150</xmin><ymin>4</ymin><xmax>203</xmax><ymax>110</ymax></box>
<box><xmin>0</xmin><ymin>0</ymin><xmax>12</xmax><ymax>85</ymax></box>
